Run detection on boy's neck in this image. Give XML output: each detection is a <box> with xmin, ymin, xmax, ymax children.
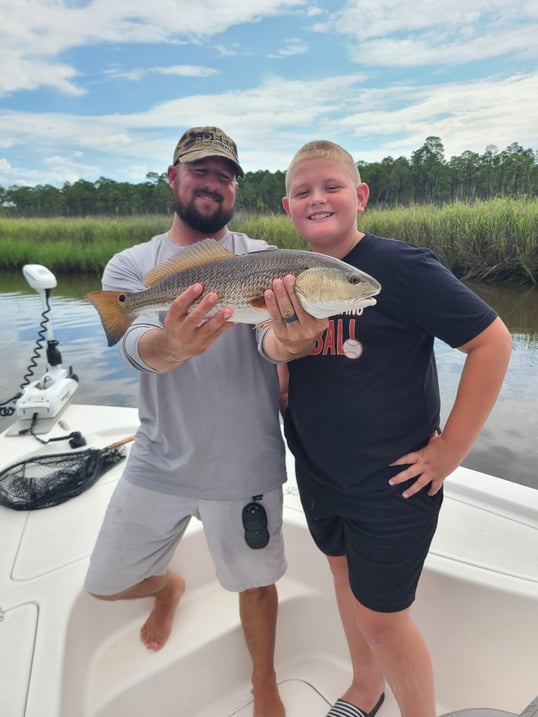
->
<box><xmin>309</xmin><ymin>230</ymin><xmax>365</xmax><ymax>260</ymax></box>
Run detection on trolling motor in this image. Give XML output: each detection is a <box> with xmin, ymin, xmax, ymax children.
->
<box><xmin>15</xmin><ymin>264</ymin><xmax>79</xmax><ymax>423</ymax></box>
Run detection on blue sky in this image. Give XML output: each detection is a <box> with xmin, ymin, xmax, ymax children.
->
<box><xmin>1</xmin><ymin>0</ymin><xmax>537</xmax><ymax>188</ymax></box>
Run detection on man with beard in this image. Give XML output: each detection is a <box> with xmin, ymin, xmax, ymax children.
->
<box><xmin>85</xmin><ymin>127</ymin><xmax>287</xmax><ymax>717</ymax></box>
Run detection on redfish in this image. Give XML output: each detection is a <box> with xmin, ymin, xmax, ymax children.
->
<box><xmin>86</xmin><ymin>238</ymin><xmax>381</xmax><ymax>346</ymax></box>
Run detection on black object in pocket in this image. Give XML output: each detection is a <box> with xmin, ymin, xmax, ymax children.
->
<box><xmin>242</xmin><ymin>498</ymin><xmax>269</xmax><ymax>549</ymax></box>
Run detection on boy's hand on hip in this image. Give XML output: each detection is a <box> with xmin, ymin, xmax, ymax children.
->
<box><xmin>389</xmin><ymin>432</ymin><xmax>462</xmax><ymax>499</ymax></box>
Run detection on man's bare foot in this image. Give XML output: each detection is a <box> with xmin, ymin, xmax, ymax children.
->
<box><xmin>140</xmin><ymin>571</ymin><xmax>185</xmax><ymax>650</ymax></box>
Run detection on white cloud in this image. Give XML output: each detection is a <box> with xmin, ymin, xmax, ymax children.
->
<box><xmin>2</xmin><ymin>68</ymin><xmax>535</xmax><ymax>186</ymax></box>
<box><xmin>106</xmin><ymin>65</ymin><xmax>219</xmax><ymax>81</ymax></box>
<box><xmin>338</xmin><ymin>73</ymin><xmax>538</xmax><ymax>160</ymax></box>
<box><xmin>349</xmin><ymin>26</ymin><xmax>538</xmax><ymax>67</ymax></box>
<box><xmin>0</xmin><ymin>53</ymin><xmax>84</xmax><ymax>97</ymax></box>
<box><xmin>268</xmin><ymin>38</ymin><xmax>310</xmax><ymax>58</ymax></box>
<box><xmin>214</xmin><ymin>44</ymin><xmax>243</xmax><ymax>57</ymax></box>
<box><xmin>333</xmin><ymin>0</ymin><xmax>538</xmax><ymax>40</ymax></box>
<box><xmin>0</xmin><ymin>0</ymin><xmax>307</xmax><ymax>96</ymax></box>
<box><xmin>0</xmin><ymin>1</ymin><xmax>535</xmax><ymax>186</ymax></box>
<box><xmin>332</xmin><ymin>0</ymin><xmax>538</xmax><ymax>65</ymax></box>
<box><xmin>0</xmin><ymin>153</ymin><xmax>99</xmax><ymax>188</ymax></box>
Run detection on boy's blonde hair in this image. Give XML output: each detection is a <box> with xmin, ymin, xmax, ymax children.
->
<box><xmin>285</xmin><ymin>140</ymin><xmax>362</xmax><ymax>193</ymax></box>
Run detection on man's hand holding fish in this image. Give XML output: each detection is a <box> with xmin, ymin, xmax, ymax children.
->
<box><xmin>138</xmin><ymin>283</ymin><xmax>235</xmax><ymax>373</ymax></box>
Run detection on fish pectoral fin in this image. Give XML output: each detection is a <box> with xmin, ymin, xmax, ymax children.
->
<box><xmin>251</xmin><ymin>297</ymin><xmax>273</xmax><ymax>328</ymax></box>
<box><xmin>143</xmin><ymin>238</ymin><xmax>236</xmax><ymax>286</ymax></box>
<box><xmin>250</xmin><ymin>296</ymin><xmax>268</xmax><ymax>310</ymax></box>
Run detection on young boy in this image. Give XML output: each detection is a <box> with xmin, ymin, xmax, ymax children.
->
<box><xmin>261</xmin><ymin>140</ymin><xmax>512</xmax><ymax>717</ymax></box>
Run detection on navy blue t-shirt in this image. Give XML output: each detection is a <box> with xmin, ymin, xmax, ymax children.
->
<box><xmin>284</xmin><ymin>233</ymin><xmax>497</xmax><ymax>501</ymax></box>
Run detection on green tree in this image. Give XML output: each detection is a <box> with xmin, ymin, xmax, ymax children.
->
<box><xmin>498</xmin><ymin>143</ymin><xmax>536</xmax><ymax>196</ymax></box>
<box><xmin>411</xmin><ymin>136</ymin><xmax>449</xmax><ymax>203</ymax></box>
<box><xmin>1</xmin><ymin>137</ymin><xmax>535</xmax><ymax>217</ymax></box>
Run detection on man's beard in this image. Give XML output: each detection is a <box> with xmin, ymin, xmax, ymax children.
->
<box><xmin>174</xmin><ymin>193</ymin><xmax>234</xmax><ymax>234</ymax></box>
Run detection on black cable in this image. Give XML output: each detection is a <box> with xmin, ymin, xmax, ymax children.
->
<box><xmin>20</xmin><ymin>289</ymin><xmax>52</xmax><ymax>391</ymax></box>
<box><xmin>0</xmin><ymin>397</ymin><xmax>19</xmax><ymax>417</ymax></box>
<box><xmin>1</xmin><ymin>290</ymin><xmax>52</xmax><ymax>416</ymax></box>
<box><xmin>19</xmin><ymin>412</ymin><xmax>86</xmax><ymax>448</ymax></box>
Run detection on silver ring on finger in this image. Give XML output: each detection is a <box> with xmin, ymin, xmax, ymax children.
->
<box><xmin>282</xmin><ymin>313</ymin><xmax>298</xmax><ymax>324</ymax></box>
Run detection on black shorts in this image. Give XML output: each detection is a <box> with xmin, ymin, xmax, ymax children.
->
<box><xmin>296</xmin><ymin>464</ymin><xmax>443</xmax><ymax>613</ymax></box>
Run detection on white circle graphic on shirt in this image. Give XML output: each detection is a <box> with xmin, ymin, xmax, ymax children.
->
<box><xmin>342</xmin><ymin>338</ymin><xmax>363</xmax><ymax>359</ymax></box>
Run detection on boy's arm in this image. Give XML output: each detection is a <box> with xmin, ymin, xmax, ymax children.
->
<box><xmin>390</xmin><ymin>316</ymin><xmax>512</xmax><ymax>498</ymax></box>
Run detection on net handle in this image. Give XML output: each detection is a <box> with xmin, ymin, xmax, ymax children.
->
<box><xmin>104</xmin><ymin>434</ymin><xmax>136</xmax><ymax>449</ymax></box>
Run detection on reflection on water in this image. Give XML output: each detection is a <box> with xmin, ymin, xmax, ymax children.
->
<box><xmin>0</xmin><ymin>274</ymin><xmax>139</xmax><ymax>416</ymax></box>
<box><xmin>1</xmin><ymin>273</ymin><xmax>537</xmax><ymax>490</ymax></box>
<box><xmin>436</xmin><ymin>281</ymin><xmax>538</xmax><ymax>489</ymax></box>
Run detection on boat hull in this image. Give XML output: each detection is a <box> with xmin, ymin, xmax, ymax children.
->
<box><xmin>1</xmin><ymin>405</ymin><xmax>536</xmax><ymax>717</ymax></box>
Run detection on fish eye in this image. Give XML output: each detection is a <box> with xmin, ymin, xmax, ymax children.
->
<box><xmin>348</xmin><ymin>276</ymin><xmax>362</xmax><ymax>285</ymax></box>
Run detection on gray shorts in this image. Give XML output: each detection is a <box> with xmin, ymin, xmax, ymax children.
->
<box><xmin>84</xmin><ymin>480</ymin><xmax>287</xmax><ymax>595</ymax></box>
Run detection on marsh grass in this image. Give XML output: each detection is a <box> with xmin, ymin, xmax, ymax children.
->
<box><xmin>0</xmin><ymin>216</ymin><xmax>170</xmax><ymax>274</ymax></box>
<box><xmin>361</xmin><ymin>198</ymin><xmax>538</xmax><ymax>283</ymax></box>
<box><xmin>0</xmin><ymin>198</ymin><xmax>536</xmax><ymax>283</ymax></box>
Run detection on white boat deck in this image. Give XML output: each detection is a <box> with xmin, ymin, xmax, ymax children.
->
<box><xmin>1</xmin><ymin>405</ymin><xmax>537</xmax><ymax>717</ymax></box>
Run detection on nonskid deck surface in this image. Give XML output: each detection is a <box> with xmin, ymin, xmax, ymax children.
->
<box><xmin>58</xmin><ymin>571</ymin><xmax>411</xmax><ymax>717</ymax></box>
<box><xmin>59</xmin><ymin>517</ymin><xmax>350</xmax><ymax>717</ymax></box>
<box><xmin>1</xmin><ymin>406</ymin><xmax>537</xmax><ymax>717</ymax></box>
<box><xmin>58</xmin><ymin>515</ymin><xmax>537</xmax><ymax>717</ymax></box>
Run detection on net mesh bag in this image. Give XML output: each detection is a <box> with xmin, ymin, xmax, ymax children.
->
<box><xmin>0</xmin><ymin>445</ymin><xmax>127</xmax><ymax>511</ymax></box>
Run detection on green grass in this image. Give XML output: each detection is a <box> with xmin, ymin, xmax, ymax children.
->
<box><xmin>0</xmin><ymin>216</ymin><xmax>169</xmax><ymax>274</ymax></box>
<box><xmin>360</xmin><ymin>198</ymin><xmax>538</xmax><ymax>283</ymax></box>
<box><xmin>0</xmin><ymin>198</ymin><xmax>536</xmax><ymax>283</ymax></box>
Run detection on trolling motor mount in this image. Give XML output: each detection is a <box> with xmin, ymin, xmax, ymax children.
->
<box><xmin>15</xmin><ymin>264</ymin><xmax>79</xmax><ymax>422</ymax></box>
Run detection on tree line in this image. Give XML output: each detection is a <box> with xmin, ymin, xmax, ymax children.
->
<box><xmin>1</xmin><ymin>137</ymin><xmax>536</xmax><ymax>218</ymax></box>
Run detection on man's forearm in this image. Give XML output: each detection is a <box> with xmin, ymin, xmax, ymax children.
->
<box><xmin>138</xmin><ymin>328</ymin><xmax>190</xmax><ymax>373</ymax></box>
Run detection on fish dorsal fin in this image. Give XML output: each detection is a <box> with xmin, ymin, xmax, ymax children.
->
<box><xmin>143</xmin><ymin>238</ymin><xmax>236</xmax><ymax>286</ymax></box>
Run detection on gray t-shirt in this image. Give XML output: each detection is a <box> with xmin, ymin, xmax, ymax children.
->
<box><xmin>103</xmin><ymin>231</ymin><xmax>287</xmax><ymax>499</ymax></box>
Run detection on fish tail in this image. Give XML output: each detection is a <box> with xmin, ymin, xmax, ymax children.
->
<box><xmin>85</xmin><ymin>290</ymin><xmax>133</xmax><ymax>347</ymax></box>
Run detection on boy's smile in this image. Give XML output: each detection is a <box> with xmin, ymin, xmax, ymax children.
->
<box><xmin>308</xmin><ymin>210</ymin><xmax>334</xmax><ymax>221</ymax></box>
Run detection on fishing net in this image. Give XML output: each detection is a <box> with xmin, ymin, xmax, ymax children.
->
<box><xmin>0</xmin><ymin>437</ymin><xmax>132</xmax><ymax>511</ymax></box>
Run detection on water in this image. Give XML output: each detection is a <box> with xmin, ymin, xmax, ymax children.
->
<box><xmin>0</xmin><ymin>272</ymin><xmax>537</xmax><ymax>490</ymax></box>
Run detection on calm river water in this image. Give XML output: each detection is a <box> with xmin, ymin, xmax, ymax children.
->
<box><xmin>0</xmin><ymin>271</ymin><xmax>537</xmax><ymax>490</ymax></box>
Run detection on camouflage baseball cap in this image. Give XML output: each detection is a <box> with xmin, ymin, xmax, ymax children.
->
<box><xmin>173</xmin><ymin>126</ymin><xmax>245</xmax><ymax>178</ymax></box>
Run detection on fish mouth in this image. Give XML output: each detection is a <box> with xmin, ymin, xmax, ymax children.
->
<box><xmin>343</xmin><ymin>295</ymin><xmax>378</xmax><ymax>312</ymax></box>
<box><xmin>300</xmin><ymin>294</ymin><xmax>378</xmax><ymax>319</ymax></box>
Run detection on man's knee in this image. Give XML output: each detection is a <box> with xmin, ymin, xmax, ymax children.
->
<box><xmin>240</xmin><ymin>583</ymin><xmax>276</xmax><ymax>601</ymax></box>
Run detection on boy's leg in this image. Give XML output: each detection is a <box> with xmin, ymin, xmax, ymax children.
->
<box><xmin>327</xmin><ymin>555</ymin><xmax>385</xmax><ymax>711</ymax></box>
<box><xmin>327</xmin><ymin>554</ymin><xmax>435</xmax><ymax>717</ymax></box>
<box><xmin>353</xmin><ymin>598</ymin><xmax>436</xmax><ymax>717</ymax></box>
